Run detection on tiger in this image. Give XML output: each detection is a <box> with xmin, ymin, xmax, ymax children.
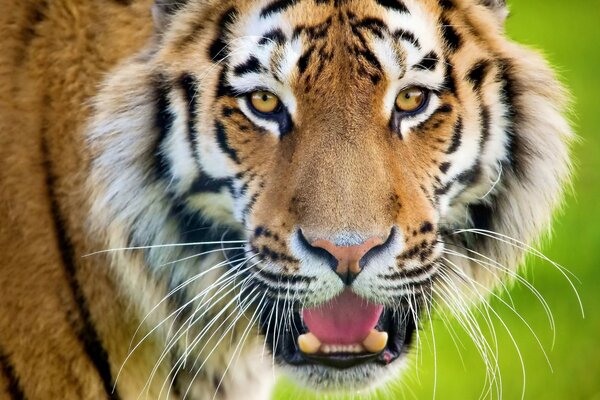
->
<box><xmin>0</xmin><ymin>0</ymin><xmax>572</xmax><ymax>398</ymax></box>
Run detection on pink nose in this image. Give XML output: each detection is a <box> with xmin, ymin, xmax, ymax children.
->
<box><xmin>311</xmin><ymin>237</ymin><xmax>384</xmax><ymax>282</ymax></box>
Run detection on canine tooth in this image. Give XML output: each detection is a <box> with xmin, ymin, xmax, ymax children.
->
<box><xmin>322</xmin><ymin>345</ymin><xmax>332</xmax><ymax>353</ymax></box>
<box><xmin>363</xmin><ymin>330</ymin><xmax>388</xmax><ymax>353</ymax></box>
<box><xmin>298</xmin><ymin>333</ymin><xmax>321</xmax><ymax>354</ymax></box>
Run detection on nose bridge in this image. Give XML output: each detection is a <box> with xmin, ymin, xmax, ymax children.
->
<box><xmin>312</xmin><ymin>237</ymin><xmax>384</xmax><ymax>279</ymax></box>
<box><xmin>292</xmin><ymin>115</ymin><xmax>392</xmax><ymax>234</ymax></box>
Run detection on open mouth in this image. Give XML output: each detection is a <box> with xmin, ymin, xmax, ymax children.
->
<box><xmin>260</xmin><ymin>289</ymin><xmax>418</xmax><ymax>370</ymax></box>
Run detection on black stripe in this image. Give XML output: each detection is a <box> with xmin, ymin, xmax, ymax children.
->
<box><xmin>259</xmin><ymin>29</ymin><xmax>286</xmax><ymax>46</ymax></box>
<box><xmin>260</xmin><ymin>0</ymin><xmax>299</xmax><ymax>17</ymax></box>
<box><xmin>414</xmin><ymin>51</ymin><xmax>439</xmax><ymax>71</ymax></box>
<box><xmin>215</xmin><ymin>122</ymin><xmax>241</xmax><ymax>163</ymax></box>
<box><xmin>216</xmin><ymin>67</ymin><xmax>236</xmax><ymax>98</ymax></box>
<box><xmin>375</xmin><ymin>0</ymin><xmax>409</xmax><ymax>13</ymax></box>
<box><xmin>42</xmin><ymin>138</ymin><xmax>120</xmax><ymax>400</ymax></box>
<box><xmin>233</xmin><ymin>56</ymin><xmax>265</xmax><ymax>76</ymax></box>
<box><xmin>189</xmin><ymin>176</ymin><xmax>232</xmax><ymax>194</ymax></box>
<box><xmin>456</xmin><ymin>163</ymin><xmax>482</xmax><ymax>185</ymax></box>
<box><xmin>446</xmin><ymin>117</ymin><xmax>462</xmax><ymax>153</ymax></box>
<box><xmin>442</xmin><ymin>64</ymin><xmax>457</xmax><ymax>93</ymax></box>
<box><xmin>297</xmin><ymin>45</ymin><xmax>315</xmax><ymax>75</ymax></box>
<box><xmin>438</xmin><ymin>0</ymin><xmax>455</xmax><ymax>9</ymax></box>
<box><xmin>468</xmin><ymin>200</ymin><xmax>495</xmax><ymax>231</ymax></box>
<box><xmin>208</xmin><ymin>7</ymin><xmax>237</xmax><ymax>62</ymax></box>
<box><xmin>439</xmin><ymin>162</ymin><xmax>451</xmax><ymax>174</ymax></box>
<box><xmin>154</xmin><ymin>78</ymin><xmax>175</xmax><ymax>181</ymax></box>
<box><xmin>467</xmin><ymin>60</ymin><xmax>490</xmax><ymax>91</ymax></box>
<box><xmin>394</xmin><ymin>29</ymin><xmax>420</xmax><ymax>49</ymax></box>
<box><xmin>180</xmin><ymin>73</ymin><xmax>202</xmax><ymax>166</ymax></box>
<box><xmin>440</xmin><ymin>17</ymin><xmax>461</xmax><ymax>52</ymax></box>
<box><xmin>0</xmin><ymin>345</ymin><xmax>25</xmax><ymax>400</ymax></box>
<box><xmin>498</xmin><ymin>59</ymin><xmax>528</xmax><ymax>178</ymax></box>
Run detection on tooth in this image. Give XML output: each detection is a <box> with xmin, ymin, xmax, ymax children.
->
<box><xmin>363</xmin><ymin>330</ymin><xmax>388</xmax><ymax>353</ymax></box>
<box><xmin>298</xmin><ymin>333</ymin><xmax>321</xmax><ymax>354</ymax></box>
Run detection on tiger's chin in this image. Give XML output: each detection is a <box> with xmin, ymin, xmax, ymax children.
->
<box><xmin>258</xmin><ymin>289</ymin><xmax>419</xmax><ymax>392</ymax></box>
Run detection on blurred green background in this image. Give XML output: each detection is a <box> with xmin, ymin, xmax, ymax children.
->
<box><xmin>273</xmin><ymin>1</ymin><xmax>600</xmax><ymax>399</ymax></box>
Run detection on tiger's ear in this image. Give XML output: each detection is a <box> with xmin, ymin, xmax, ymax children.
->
<box><xmin>152</xmin><ymin>0</ymin><xmax>186</xmax><ymax>32</ymax></box>
<box><xmin>479</xmin><ymin>0</ymin><xmax>509</xmax><ymax>23</ymax></box>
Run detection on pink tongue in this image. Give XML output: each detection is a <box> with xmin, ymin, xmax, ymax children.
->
<box><xmin>301</xmin><ymin>290</ymin><xmax>383</xmax><ymax>345</ymax></box>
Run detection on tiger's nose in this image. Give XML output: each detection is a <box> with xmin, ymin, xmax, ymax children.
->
<box><xmin>299</xmin><ymin>230</ymin><xmax>392</xmax><ymax>285</ymax></box>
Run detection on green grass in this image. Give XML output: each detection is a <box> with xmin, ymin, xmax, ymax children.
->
<box><xmin>273</xmin><ymin>2</ymin><xmax>600</xmax><ymax>399</ymax></box>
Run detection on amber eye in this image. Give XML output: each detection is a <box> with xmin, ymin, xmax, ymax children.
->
<box><xmin>249</xmin><ymin>91</ymin><xmax>281</xmax><ymax>114</ymax></box>
<box><xmin>395</xmin><ymin>87</ymin><xmax>427</xmax><ymax>113</ymax></box>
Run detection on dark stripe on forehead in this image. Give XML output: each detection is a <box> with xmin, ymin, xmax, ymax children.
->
<box><xmin>260</xmin><ymin>0</ymin><xmax>299</xmax><ymax>18</ymax></box>
<box><xmin>440</xmin><ymin>17</ymin><xmax>461</xmax><ymax>52</ymax></box>
<box><xmin>394</xmin><ymin>29</ymin><xmax>421</xmax><ymax>49</ymax></box>
<box><xmin>413</xmin><ymin>51</ymin><xmax>439</xmax><ymax>71</ymax></box>
<box><xmin>208</xmin><ymin>7</ymin><xmax>237</xmax><ymax>62</ymax></box>
<box><xmin>259</xmin><ymin>29</ymin><xmax>287</xmax><ymax>46</ymax></box>
<box><xmin>233</xmin><ymin>56</ymin><xmax>265</xmax><ymax>76</ymax></box>
<box><xmin>374</xmin><ymin>0</ymin><xmax>409</xmax><ymax>13</ymax></box>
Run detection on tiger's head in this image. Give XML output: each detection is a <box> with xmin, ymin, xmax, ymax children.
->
<box><xmin>89</xmin><ymin>0</ymin><xmax>571</xmax><ymax>393</ymax></box>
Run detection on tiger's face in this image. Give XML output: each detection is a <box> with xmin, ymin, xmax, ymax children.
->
<box><xmin>90</xmin><ymin>0</ymin><xmax>571</xmax><ymax>394</ymax></box>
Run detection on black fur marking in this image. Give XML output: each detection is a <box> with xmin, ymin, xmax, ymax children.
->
<box><xmin>480</xmin><ymin>105</ymin><xmax>491</xmax><ymax>143</ymax></box>
<box><xmin>442</xmin><ymin>65</ymin><xmax>457</xmax><ymax>93</ymax></box>
<box><xmin>439</xmin><ymin>162</ymin><xmax>451</xmax><ymax>174</ymax></box>
<box><xmin>189</xmin><ymin>176</ymin><xmax>232</xmax><ymax>194</ymax></box>
<box><xmin>438</xmin><ymin>0</ymin><xmax>455</xmax><ymax>9</ymax></box>
<box><xmin>298</xmin><ymin>45</ymin><xmax>315</xmax><ymax>75</ymax></box>
<box><xmin>440</xmin><ymin>17</ymin><xmax>461</xmax><ymax>52</ymax></box>
<box><xmin>0</xmin><ymin>345</ymin><xmax>25</xmax><ymax>400</ymax></box>
<box><xmin>154</xmin><ymin>79</ymin><xmax>175</xmax><ymax>181</ymax></box>
<box><xmin>468</xmin><ymin>201</ymin><xmax>495</xmax><ymax>231</ymax></box>
<box><xmin>498</xmin><ymin>59</ymin><xmax>527</xmax><ymax>178</ymax></box>
<box><xmin>420</xmin><ymin>222</ymin><xmax>434</xmax><ymax>234</ymax></box>
<box><xmin>260</xmin><ymin>0</ymin><xmax>299</xmax><ymax>17</ymax></box>
<box><xmin>208</xmin><ymin>7</ymin><xmax>237</xmax><ymax>62</ymax></box>
<box><xmin>180</xmin><ymin>73</ymin><xmax>202</xmax><ymax>166</ymax></box>
<box><xmin>413</xmin><ymin>51</ymin><xmax>439</xmax><ymax>71</ymax></box>
<box><xmin>394</xmin><ymin>29</ymin><xmax>420</xmax><ymax>49</ymax></box>
<box><xmin>233</xmin><ymin>56</ymin><xmax>265</xmax><ymax>76</ymax></box>
<box><xmin>375</xmin><ymin>0</ymin><xmax>409</xmax><ymax>13</ymax></box>
<box><xmin>215</xmin><ymin>122</ymin><xmax>241</xmax><ymax>164</ymax></box>
<box><xmin>216</xmin><ymin>67</ymin><xmax>236</xmax><ymax>98</ymax></box>
<box><xmin>467</xmin><ymin>60</ymin><xmax>490</xmax><ymax>91</ymax></box>
<box><xmin>456</xmin><ymin>163</ymin><xmax>482</xmax><ymax>185</ymax></box>
<box><xmin>259</xmin><ymin>29</ymin><xmax>287</xmax><ymax>46</ymax></box>
<box><xmin>446</xmin><ymin>117</ymin><xmax>462</xmax><ymax>153</ymax></box>
<box><xmin>42</xmin><ymin>137</ymin><xmax>121</xmax><ymax>400</ymax></box>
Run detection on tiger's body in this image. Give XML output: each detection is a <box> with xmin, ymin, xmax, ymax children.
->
<box><xmin>0</xmin><ymin>0</ymin><xmax>571</xmax><ymax>399</ymax></box>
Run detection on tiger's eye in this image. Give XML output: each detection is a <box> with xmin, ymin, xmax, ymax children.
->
<box><xmin>249</xmin><ymin>91</ymin><xmax>281</xmax><ymax>114</ymax></box>
<box><xmin>395</xmin><ymin>87</ymin><xmax>426</xmax><ymax>113</ymax></box>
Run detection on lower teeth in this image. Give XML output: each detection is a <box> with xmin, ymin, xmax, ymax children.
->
<box><xmin>297</xmin><ymin>330</ymin><xmax>388</xmax><ymax>355</ymax></box>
